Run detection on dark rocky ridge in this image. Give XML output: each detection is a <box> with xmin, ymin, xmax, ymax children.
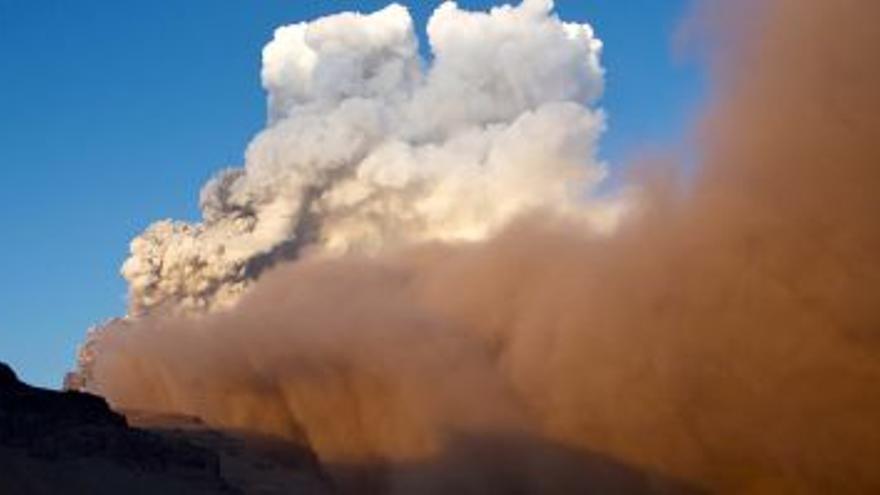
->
<box><xmin>0</xmin><ymin>362</ymin><xmax>328</xmax><ymax>494</ymax></box>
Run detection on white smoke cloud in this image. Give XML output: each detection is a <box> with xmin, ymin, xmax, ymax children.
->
<box><xmin>118</xmin><ymin>0</ymin><xmax>619</xmax><ymax>317</ymax></box>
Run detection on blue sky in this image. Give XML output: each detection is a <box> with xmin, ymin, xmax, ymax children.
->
<box><xmin>0</xmin><ymin>0</ymin><xmax>703</xmax><ymax>388</ymax></box>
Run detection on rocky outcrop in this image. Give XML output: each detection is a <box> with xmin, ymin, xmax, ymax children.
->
<box><xmin>0</xmin><ymin>362</ymin><xmax>327</xmax><ymax>494</ymax></box>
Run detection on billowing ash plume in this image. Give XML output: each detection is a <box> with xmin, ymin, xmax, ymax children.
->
<box><xmin>79</xmin><ymin>0</ymin><xmax>880</xmax><ymax>493</ymax></box>
<box><xmin>122</xmin><ymin>0</ymin><xmax>620</xmax><ymax>316</ymax></box>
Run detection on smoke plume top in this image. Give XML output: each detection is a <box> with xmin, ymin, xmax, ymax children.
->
<box><xmin>120</xmin><ymin>0</ymin><xmax>619</xmax><ymax>316</ymax></box>
<box><xmin>83</xmin><ymin>0</ymin><xmax>880</xmax><ymax>493</ymax></box>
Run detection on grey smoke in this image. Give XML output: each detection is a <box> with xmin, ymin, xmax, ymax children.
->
<box><xmin>119</xmin><ymin>0</ymin><xmax>620</xmax><ymax>316</ymax></box>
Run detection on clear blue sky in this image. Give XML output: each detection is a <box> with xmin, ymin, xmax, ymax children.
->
<box><xmin>0</xmin><ymin>0</ymin><xmax>703</xmax><ymax>388</ymax></box>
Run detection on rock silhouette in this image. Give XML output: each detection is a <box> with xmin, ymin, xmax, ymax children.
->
<box><xmin>0</xmin><ymin>362</ymin><xmax>327</xmax><ymax>494</ymax></box>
